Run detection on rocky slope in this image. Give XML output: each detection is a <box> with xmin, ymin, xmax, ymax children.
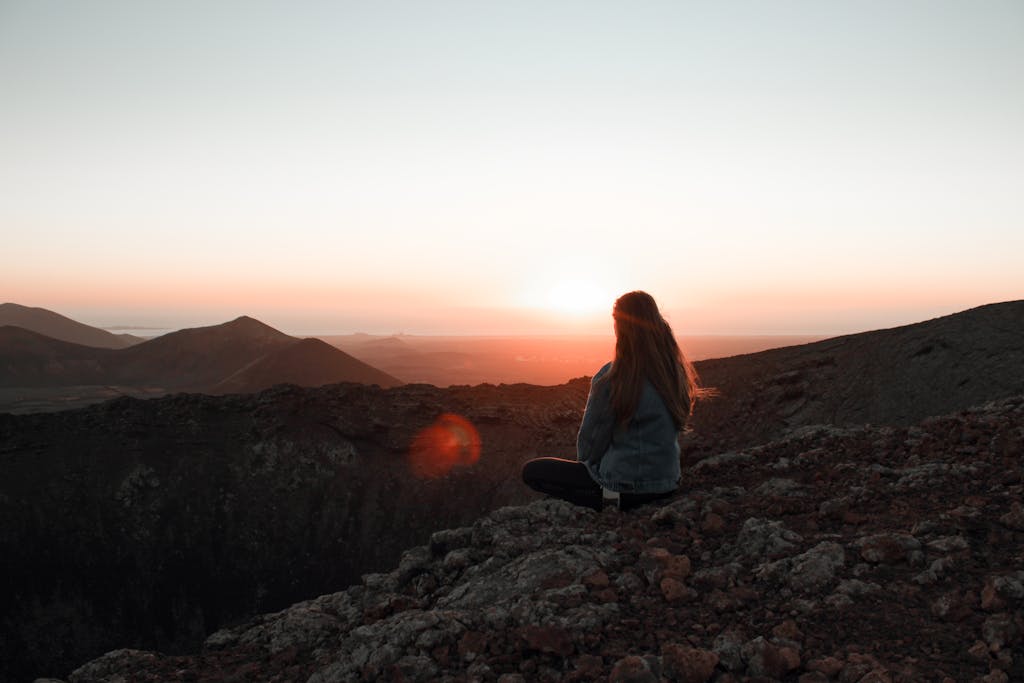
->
<box><xmin>687</xmin><ymin>301</ymin><xmax>1024</xmax><ymax>457</ymax></box>
<box><xmin>70</xmin><ymin>394</ymin><xmax>1024</xmax><ymax>683</ymax></box>
<box><xmin>0</xmin><ymin>380</ymin><xmax>587</xmax><ymax>682</ymax></box>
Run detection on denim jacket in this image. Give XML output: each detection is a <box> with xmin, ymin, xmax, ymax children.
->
<box><xmin>577</xmin><ymin>362</ymin><xmax>682</xmax><ymax>493</ymax></box>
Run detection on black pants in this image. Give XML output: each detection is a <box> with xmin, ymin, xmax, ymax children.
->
<box><xmin>521</xmin><ymin>457</ymin><xmax>675</xmax><ymax>511</ymax></box>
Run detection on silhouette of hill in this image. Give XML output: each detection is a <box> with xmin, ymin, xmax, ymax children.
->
<box><xmin>211</xmin><ymin>337</ymin><xmax>402</xmax><ymax>393</ymax></box>
<box><xmin>0</xmin><ymin>326</ymin><xmax>115</xmax><ymax>385</ymax></box>
<box><xmin>359</xmin><ymin>335</ymin><xmax>419</xmax><ymax>355</ymax></box>
<box><xmin>3</xmin><ymin>301</ymin><xmax>1024</xmax><ymax>681</ymax></box>
<box><xmin>0</xmin><ymin>315</ymin><xmax>402</xmax><ymax>407</ymax></box>
<box><xmin>688</xmin><ymin>300</ymin><xmax>1024</xmax><ymax>457</ymax></box>
<box><xmin>0</xmin><ymin>303</ymin><xmax>142</xmax><ymax>348</ymax></box>
<box><xmin>330</xmin><ymin>334</ymin><xmax>426</xmax><ymax>372</ymax></box>
<box><xmin>328</xmin><ymin>334</ymin><xmax>831</xmax><ymax>388</ymax></box>
<box><xmin>113</xmin><ymin>316</ymin><xmax>296</xmax><ymax>389</ymax></box>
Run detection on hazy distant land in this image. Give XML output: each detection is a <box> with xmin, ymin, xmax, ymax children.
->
<box><xmin>0</xmin><ymin>334</ymin><xmax>822</xmax><ymax>413</ymax></box>
<box><xmin>0</xmin><ymin>303</ymin><xmax>823</xmax><ymax>413</ymax></box>
<box><xmin>325</xmin><ymin>333</ymin><xmax>825</xmax><ymax>387</ymax></box>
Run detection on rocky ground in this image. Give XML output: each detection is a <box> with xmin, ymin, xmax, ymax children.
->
<box><xmin>68</xmin><ymin>394</ymin><xmax>1024</xmax><ymax>683</ymax></box>
<box><xmin>689</xmin><ymin>301</ymin><xmax>1024</xmax><ymax>457</ymax></box>
<box><xmin>0</xmin><ymin>380</ymin><xmax>587</xmax><ymax>682</ymax></box>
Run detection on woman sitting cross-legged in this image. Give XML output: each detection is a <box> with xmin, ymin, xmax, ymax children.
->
<box><xmin>522</xmin><ymin>290</ymin><xmax>701</xmax><ymax>511</ymax></box>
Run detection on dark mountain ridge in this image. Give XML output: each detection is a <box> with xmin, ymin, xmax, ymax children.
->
<box><xmin>0</xmin><ymin>302</ymin><xmax>143</xmax><ymax>348</ymax></box>
<box><xmin>211</xmin><ymin>337</ymin><xmax>401</xmax><ymax>394</ymax></box>
<box><xmin>0</xmin><ymin>314</ymin><xmax>402</xmax><ymax>402</ymax></box>
<box><xmin>2</xmin><ymin>301</ymin><xmax>1023</xmax><ymax>681</ymax></box>
<box><xmin>112</xmin><ymin>315</ymin><xmax>298</xmax><ymax>389</ymax></box>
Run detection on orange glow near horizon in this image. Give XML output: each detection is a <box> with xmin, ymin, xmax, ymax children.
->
<box><xmin>2</xmin><ymin>4</ymin><xmax>1021</xmax><ymax>339</ymax></box>
<box><xmin>5</xmin><ymin>281</ymin><xmax>1021</xmax><ymax>337</ymax></box>
<box><xmin>408</xmin><ymin>414</ymin><xmax>482</xmax><ymax>479</ymax></box>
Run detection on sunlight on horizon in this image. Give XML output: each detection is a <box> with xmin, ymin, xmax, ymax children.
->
<box><xmin>517</xmin><ymin>276</ymin><xmax>621</xmax><ymax>321</ymax></box>
<box><xmin>1</xmin><ymin>2</ymin><xmax>1021</xmax><ymax>334</ymax></box>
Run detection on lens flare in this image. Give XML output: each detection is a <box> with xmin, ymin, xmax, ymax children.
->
<box><xmin>408</xmin><ymin>413</ymin><xmax>481</xmax><ymax>479</ymax></box>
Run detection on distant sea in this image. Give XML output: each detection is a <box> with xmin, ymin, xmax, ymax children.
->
<box><xmin>104</xmin><ymin>327</ymin><xmax>176</xmax><ymax>339</ymax></box>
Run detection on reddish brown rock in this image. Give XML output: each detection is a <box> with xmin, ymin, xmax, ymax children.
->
<box><xmin>858</xmin><ymin>671</ymin><xmax>893</xmax><ymax>683</ymax></box>
<box><xmin>583</xmin><ymin>570</ymin><xmax>610</xmax><ymax>589</ymax></box>
<box><xmin>661</xmin><ymin>643</ymin><xmax>719</xmax><ymax>683</ymax></box>
<box><xmin>968</xmin><ymin>640</ymin><xmax>992</xmax><ymax>662</ymax></box>
<box><xmin>663</xmin><ymin>554</ymin><xmax>693</xmax><ymax>580</ymax></box>
<box><xmin>930</xmin><ymin>591</ymin><xmax>972</xmax><ymax>622</ymax></box>
<box><xmin>702</xmin><ymin>513</ymin><xmax>726</xmax><ymax>534</ymax></box>
<box><xmin>857</xmin><ymin>533</ymin><xmax>920</xmax><ymax>564</ymax></box>
<box><xmin>975</xmin><ymin>672</ymin><xmax>1009</xmax><ymax>683</ymax></box>
<box><xmin>638</xmin><ymin>547</ymin><xmax>671</xmax><ymax>583</ymax></box>
<box><xmin>518</xmin><ymin>625</ymin><xmax>574</xmax><ymax>657</ymax></box>
<box><xmin>798</xmin><ymin>673</ymin><xmax>830</xmax><ymax>683</ymax></box>
<box><xmin>806</xmin><ymin>655</ymin><xmax>844</xmax><ymax>676</ymax></box>
<box><xmin>458</xmin><ymin>631</ymin><xmax>488</xmax><ymax>661</ymax></box>
<box><xmin>980</xmin><ymin>573</ymin><xmax>1024</xmax><ymax>612</ymax></box>
<box><xmin>660</xmin><ymin>577</ymin><xmax>695</xmax><ymax>604</ymax></box>
<box><xmin>981</xmin><ymin>580</ymin><xmax>1006</xmax><ymax>612</ymax></box>
<box><xmin>741</xmin><ymin>637</ymin><xmax>800</xmax><ymax>678</ymax></box>
<box><xmin>609</xmin><ymin>655</ymin><xmax>658</xmax><ymax>683</ymax></box>
<box><xmin>564</xmin><ymin>654</ymin><xmax>604</xmax><ymax>682</ymax></box>
<box><xmin>998</xmin><ymin>501</ymin><xmax>1024</xmax><ymax>531</ymax></box>
<box><xmin>771</xmin><ymin>619</ymin><xmax>803</xmax><ymax>642</ymax></box>
<box><xmin>981</xmin><ymin>613</ymin><xmax>1020</xmax><ymax>652</ymax></box>
<box><xmin>839</xmin><ymin>653</ymin><xmax>885</xmax><ymax>682</ymax></box>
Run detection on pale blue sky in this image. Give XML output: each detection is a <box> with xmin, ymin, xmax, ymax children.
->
<box><xmin>1</xmin><ymin>1</ymin><xmax>1021</xmax><ymax>333</ymax></box>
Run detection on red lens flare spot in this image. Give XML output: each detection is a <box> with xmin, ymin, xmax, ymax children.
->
<box><xmin>408</xmin><ymin>413</ymin><xmax>482</xmax><ymax>479</ymax></box>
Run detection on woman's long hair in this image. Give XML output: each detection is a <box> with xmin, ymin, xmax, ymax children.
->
<box><xmin>605</xmin><ymin>291</ymin><xmax>699</xmax><ymax>429</ymax></box>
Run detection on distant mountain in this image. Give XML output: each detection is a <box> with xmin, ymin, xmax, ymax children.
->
<box><xmin>359</xmin><ymin>335</ymin><xmax>416</xmax><ymax>351</ymax></box>
<box><xmin>330</xmin><ymin>335</ymin><xmax>493</xmax><ymax>386</ymax></box>
<box><xmin>332</xmin><ymin>334</ymin><xmax>423</xmax><ymax>363</ymax></box>
<box><xmin>0</xmin><ymin>314</ymin><xmax>402</xmax><ymax>401</ymax></box>
<box><xmin>0</xmin><ymin>303</ymin><xmax>143</xmax><ymax>349</ymax></box>
<box><xmin>211</xmin><ymin>337</ymin><xmax>402</xmax><ymax>394</ymax></box>
<box><xmin>113</xmin><ymin>316</ymin><xmax>297</xmax><ymax>389</ymax></box>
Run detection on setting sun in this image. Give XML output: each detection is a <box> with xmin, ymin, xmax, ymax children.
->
<box><xmin>545</xmin><ymin>280</ymin><xmax>611</xmax><ymax>316</ymax></box>
<box><xmin>517</xmin><ymin>277</ymin><xmax>618</xmax><ymax>322</ymax></box>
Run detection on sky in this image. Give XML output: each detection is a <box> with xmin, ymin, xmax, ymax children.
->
<box><xmin>1</xmin><ymin>1</ymin><xmax>1021</xmax><ymax>335</ymax></box>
